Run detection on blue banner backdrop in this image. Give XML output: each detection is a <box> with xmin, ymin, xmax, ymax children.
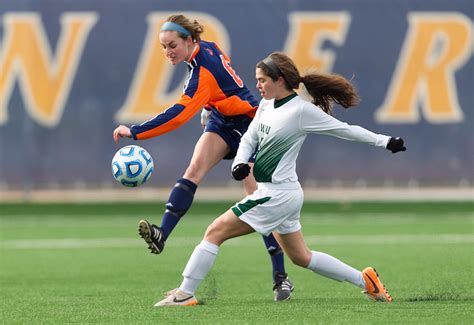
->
<box><xmin>0</xmin><ymin>0</ymin><xmax>472</xmax><ymax>189</ymax></box>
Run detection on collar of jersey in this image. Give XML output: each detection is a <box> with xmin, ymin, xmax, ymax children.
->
<box><xmin>274</xmin><ymin>92</ymin><xmax>297</xmax><ymax>108</ymax></box>
<box><xmin>186</xmin><ymin>43</ymin><xmax>200</xmax><ymax>64</ymax></box>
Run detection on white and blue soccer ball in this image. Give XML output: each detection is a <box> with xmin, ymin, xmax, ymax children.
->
<box><xmin>111</xmin><ymin>145</ymin><xmax>154</xmax><ymax>187</ymax></box>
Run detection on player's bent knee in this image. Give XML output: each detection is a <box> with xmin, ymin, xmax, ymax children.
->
<box><xmin>204</xmin><ymin>220</ymin><xmax>226</xmax><ymax>245</ymax></box>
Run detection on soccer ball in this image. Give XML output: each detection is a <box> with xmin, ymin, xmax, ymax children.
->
<box><xmin>111</xmin><ymin>145</ymin><xmax>154</xmax><ymax>187</ymax></box>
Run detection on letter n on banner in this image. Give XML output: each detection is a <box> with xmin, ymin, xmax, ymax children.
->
<box><xmin>0</xmin><ymin>12</ymin><xmax>97</xmax><ymax>127</ymax></box>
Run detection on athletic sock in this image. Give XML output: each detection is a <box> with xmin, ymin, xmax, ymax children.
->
<box><xmin>179</xmin><ymin>240</ymin><xmax>219</xmax><ymax>295</ymax></box>
<box><xmin>160</xmin><ymin>178</ymin><xmax>197</xmax><ymax>240</ymax></box>
<box><xmin>262</xmin><ymin>234</ymin><xmax>286</xmax><ymax>281</ymax></box>
<box><xmin>307</xmin><ymin>251</ymin><xmax>365</xmax><ymax>289</ymax></box>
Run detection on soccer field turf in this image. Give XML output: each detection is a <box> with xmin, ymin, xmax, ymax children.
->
<box><xmin>1</xmin><ymin>201</ymin><xmax>473</xmax><ymax>324</ymax></box>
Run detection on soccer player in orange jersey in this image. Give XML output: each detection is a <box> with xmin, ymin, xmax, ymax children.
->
<box><xmin>113</xmin><ymin>14</ymin><xmax>293</xmax><ymax>301</ymax></box>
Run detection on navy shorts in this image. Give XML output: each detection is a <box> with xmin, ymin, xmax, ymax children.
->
<box><xmin>204</xmin><ymin>108</ymin><xmax>253</xmax><ymax>160</ymax></box>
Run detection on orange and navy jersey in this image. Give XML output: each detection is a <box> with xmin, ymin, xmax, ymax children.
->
<box><xmin>130</xmin><ymin>41</ymin><xmax>258</xmax><ymax>140</ymax></box>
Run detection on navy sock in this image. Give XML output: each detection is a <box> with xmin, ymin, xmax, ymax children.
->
<box><xmin>262</xmin><ymin>233</ymin><xmax>286</xmax><ymax>281</ymax></box>
<box><xmin>160</xmin><ymin>178</ymin><xmax>197</xmax><ymax>240</ymax></box>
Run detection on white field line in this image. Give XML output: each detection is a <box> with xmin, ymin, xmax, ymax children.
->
<box><xmin>1</xmin><ymin>234</ymin><xmax>473</xmax><ymax>250</ymax></box>
<box><xmin>1</xmin><ymin>212</ymin><xmax>473</xmax><ymax>227</ymax></box>
<box><xmin>1</xmin><ymin>187</ymin><xmax>473</xmax><ymax>202</ymax></box>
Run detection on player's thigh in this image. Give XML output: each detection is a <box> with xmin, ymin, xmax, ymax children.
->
<box><xmin>184</xmin><ymin>132</ymin><xmax>230</xmax><ymax>182</ymax></box>
<box><xmin>204</xmin><ymin>209</ymin><xmax>255</xmax><ymax>245</ymax></box>
<box><xmin>274</xmin><ymin>231</ymin><xmax>312</xmax><ymax>267</ymax></box>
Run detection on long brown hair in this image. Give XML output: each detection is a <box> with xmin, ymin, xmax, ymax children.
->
<box><xmin>256</xmin><ymin>52</ymin><xmax>360</xmax><ymax>114</ymax></box>
<box><xmin>166</xmin><ymin>14</ymin><xmax>204</xmax><ymax>42</ymax></box>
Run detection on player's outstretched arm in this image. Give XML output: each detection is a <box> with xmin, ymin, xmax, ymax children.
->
<box><xmin>386</xmin><ymin>137</ymin><xmax>406</xmax><ymax>153</ymax></box>
<box><xmin>113</xmin><ymin>125</ymin><xmax>132</xmax><ymax>144</ymax></box>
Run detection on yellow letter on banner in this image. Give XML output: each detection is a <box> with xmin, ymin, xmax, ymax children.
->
<box><xmin>284</xmin><ymin>12</ymin><xmax>351</xmax><ymax>73</ymax></box>
<box><xmin>0</xmin><ymin>12</ymin><xmax>97</xmax><ymax>126</ymax></box>
<box><xmin>116</xmin><ymin>12</ymin><xmax>229</xmax><ymax>123</ymax></box>
<box><xmin>376</xmin><ymin>13</ymin><xmax>472</xmax><ymax>123</ymax></box>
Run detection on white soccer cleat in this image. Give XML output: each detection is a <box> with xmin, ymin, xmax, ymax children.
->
<box><xmin>163</xmin><ymin>288</ymin><xmax>179</xmax><ymax>297</ymax></box>
<box><xmin>154</xmin><ymin>289</ymin><xmax>198</xmax><ymax>307</ymax></box>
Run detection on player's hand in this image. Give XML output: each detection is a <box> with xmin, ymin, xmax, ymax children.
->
<box><xmin>201</xmin><ymin>108</ymin><xmax>211</xmax><ymax>128</ymax></box>
<box><xmin>386</xmin><ymin>137</ymin><xmax>406</xmax><ymax>153</ymax></box>
<box><xmin>232</xmin><ymin>163</ymin><xmax>251</xmax><ymax>181</ymax></box>
<box><xmin>113</xmin><ymin>125</ymin><xmax>132</xmax><ymax>144</ymax></box>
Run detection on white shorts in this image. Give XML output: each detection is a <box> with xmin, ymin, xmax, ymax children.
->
<box><xmin>231</xmin><ymin>182</ymin><xmax>304</xmax><ymax>236</ymax></box>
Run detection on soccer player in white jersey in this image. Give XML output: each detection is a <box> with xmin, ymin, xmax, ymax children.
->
<box><xmin>154</xmin><ymin>52</ymin><xmax>406</xmax><ymax>307</ymax></box>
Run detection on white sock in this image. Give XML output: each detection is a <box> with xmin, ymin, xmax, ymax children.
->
<box><xmin>179</xmin><ymin>240</ymin><xmax>219</xmax><ymax>295</ymax></box>
<box><xmin>307</xmin><ymin>251</ymin><xmax>365</xmax><ymax>289</ymax></box>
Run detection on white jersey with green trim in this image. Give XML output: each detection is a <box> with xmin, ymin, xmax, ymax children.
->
<box><xmin>233</xmin><ymin>95</ymin><xmax>390</xmax><ymax>184</ymax></box>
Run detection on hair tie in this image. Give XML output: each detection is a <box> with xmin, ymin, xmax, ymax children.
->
<box><xmin>161</xmin><ymin>22</ymin><xmax>191</xmax><ymax>37</ymax></box>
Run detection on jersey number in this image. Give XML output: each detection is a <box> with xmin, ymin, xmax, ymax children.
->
<box><xmin>220</xmin><ymin>55</ymin><xmax>244</xmax><ymax>88</ymax></box>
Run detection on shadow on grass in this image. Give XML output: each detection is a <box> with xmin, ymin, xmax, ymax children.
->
<box><xmin>197</xmin><ymin>272</ymin><xmax>218</xmax><ymax>305</ymax></box>
<box><xmin>404</xmin><ymin>291</ymin><xmax>474</xmax><ymax>302</ymax></box>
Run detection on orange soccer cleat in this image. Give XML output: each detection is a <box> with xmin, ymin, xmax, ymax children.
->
<box><xmin>362</xmin><ymin>267</ymin><xmax>393</xmax><ymax>302</ymax></box>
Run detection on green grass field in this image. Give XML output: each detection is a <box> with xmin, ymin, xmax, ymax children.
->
<box><xmin>1</xmin><ymin>201</ymin><xmax>473</xmax><ymax>324</ymax></box>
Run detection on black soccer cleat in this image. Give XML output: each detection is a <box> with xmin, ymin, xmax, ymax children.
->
<box><xmin>138</xmin><ymin>219</ymin><xmax>165</xmax><ymax>254</ymax></box>
<box><xmin>273</xmin><ymin>272</ymin><xmax>294</xmax><ymax>301</ymax></box>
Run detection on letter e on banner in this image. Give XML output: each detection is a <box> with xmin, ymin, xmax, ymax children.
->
<box><xmin>284</xmin><ymin>12</ymin><xmax>351</xmax><ymax>73</ymax></box>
